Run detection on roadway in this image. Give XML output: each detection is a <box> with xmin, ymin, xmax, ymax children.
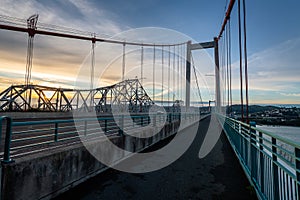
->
<box><xmin>54</xmin><ymin>116</ymin><xmax>257</xmax><ymax>199</ymax></box>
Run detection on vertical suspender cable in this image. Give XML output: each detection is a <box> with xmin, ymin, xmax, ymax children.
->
<box><xmin>177</xmin><ymin>45</ymin><xmax>180</xmax><ymax>101</ymax></box>
<box><xmin>153</xmin><ymin>45</ymin><xmax>156</xmax><ymax>101</ymax></box>
<box><xmin>181</xmin><ymin>44</ymin><xmax>184</xmax><ymax>101</ymax></box>
<box><xmin>219</xmin><ymin>37</ymin><xmax>223</xmax><ymax>106</ymax></box>
<box><xmin>168</xmin><ymin>46</ymin><xmax>171</xmax><ymax>107</ymax></box>
<box><xmin>161</xmin><ymin>46</ymin><xmax>164</xmax><ymax>106</ymax></box>
<box><xmin>223</xmin><ymin>35</ymin><xmax>227</xmax><ymax>107</ymax></box>
<box><xmin>191</xmin><ymin>55</ymin><xmax>203</xmax><ymax>107</ymax></box>
<box><xmin>122</xmin><ymin>43</ymin><xmax>126</xmax><ymax>81</ymax></box>
<box><xmin>91</xmin><ymin>38</ymin><xmax>95</xmax><ymax>90</ymax></box>
<box><xmin>173</xmin><ymin>46</ymin><xmax>176</xmax><ymax>103</ymax></box>
<box><xmin>90</xmin><ymin>37</ymin><xmax>95</xmax><ymax>107</ymax></box>
<box><xmin>238</xmin><ymin>0</ymin><xmax>244</xmax><ymax>122</ymax></box>
<box><xmin>228</xmin><ymin>19</ymin><xmax>233</xmax><ymax>114</ymax></box>
<box><xmin>221</xmin><ymin>34</ymin><xmax>226</xmax><ymax>107</ymax></box>
<box><xmin>243</xmin><ymin>0</ymin><xmax>249</xmax><ymax>123</ymax></box>
<box><xmin>141</xmin><ymin>45</ymin><xmax>144</xmax><ymax>86</ymax></box>
<box><xmin>226</xmin><ymin>25</ymin><xmax>230</xmax><ymax>113</ymax></box>
<box><xmin>180</xmin><ymin>45</ymin><xmax>182</xmax><ymax>101</ymax></box>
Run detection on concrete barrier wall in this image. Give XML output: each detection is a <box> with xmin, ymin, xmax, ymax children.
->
<box><xmin>1</xmin><ymin>121</ymin><xmax>182</xmax><ymax>200</ymax></box>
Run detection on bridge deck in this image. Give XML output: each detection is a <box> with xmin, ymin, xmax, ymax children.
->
<box><xmin>54</xmin><ymin>116</ymin><xmax>257</xmax><ymax>199</ymax></box>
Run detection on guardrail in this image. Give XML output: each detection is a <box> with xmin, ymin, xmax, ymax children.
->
<box><xmin>219</xmin><ymin>115</ymin><xmax>300</xmax><ymax>200</ymax></box>
<box><xmin>0</xmin><ymin>112</ymin><xmax>200</xmax><ymax>163</ymax></box>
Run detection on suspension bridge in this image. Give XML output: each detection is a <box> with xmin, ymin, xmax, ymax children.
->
<box><xmin>0</xmin><ymin>0</ymin><xmax>299</xmax><ymax>199</ymax></box>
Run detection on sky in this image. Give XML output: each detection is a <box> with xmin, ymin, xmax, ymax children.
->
<box><xmin>0</xmin><ymin>0</ymin><xmax>300</xmax><ymax>105</ymax></box>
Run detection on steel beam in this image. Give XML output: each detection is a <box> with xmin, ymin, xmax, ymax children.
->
<box><xmin>0</xmin><ymin>24</ymin><xmax>185</xmax><ymax>47</ymax></box>
<box><xmin>190</xmin><ymin>41</ymin><xmax>215</xmax><ymax>50</ymax></box>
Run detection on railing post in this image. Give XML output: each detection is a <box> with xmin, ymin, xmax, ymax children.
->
<box><xmin>259</xmin><ymin>131</ymin><xmax>264</xmax><ymax>194</ymax></box>
<box><xmin>272</xmin><ymin>137</ymin><xmax>279</xmax><ymax>200</ymax></box>
<box><xmin>84</xmin><ymin>121</ymin><xmax>87</xmax><ymax>136</ymax></box>
<box><xmin>295</xmin><ymin>147</ymin><xmax>300</xmax><ymax>199</ymax></box>
<box><xmin>250</xmin><ymin>121</ymin><xmax>257</xmax><ymax>182</ymax></box>
<box><xmin>239</xmin><ymin>123</ymin><xmax>244</xmax><ymax>160</ymax></box>
<box><xmin>118</xmin><ymin>115</ymin><xmax>124</xmax><ymax>136</ymax></box>
<box><xmin>104</xmin><ymin>119</ymin><xmax>107</xmax><ymax>133</ymax></box>
<box><xmin>1</xmin><ymin>116</ymin><xmax>14</xmax><ymax>163</ymax></box>
<box><xmin>54</xmin><ymin>122</ymin><xmax>58</xmax><ymax>142</ymax></box>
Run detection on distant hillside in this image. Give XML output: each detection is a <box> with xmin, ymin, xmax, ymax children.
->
<box><xmin>228</xmin><ymin>105</ymin><xmax>280</xmax><ymax>114</ymax></box>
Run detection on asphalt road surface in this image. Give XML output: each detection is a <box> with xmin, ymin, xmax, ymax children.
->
<box><xmin>55</xmin><ymin>116</ymin><xmax>257</xmax><ymax>200</ymax></box>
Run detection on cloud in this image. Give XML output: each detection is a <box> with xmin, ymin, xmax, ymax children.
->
<box><xmin>280</xmin><ymin>93</ymin><xmax>300</xmax><ymax>97</ymax></box>
<box><xmin>217</xmin><ymin>37</ymin><xmax>300</xmax><ymax>104</ymax></box>
<box><xmin>226</xmin><ymin>37</ymin><xmax>300</xmax><ymax>92</ymax></box>
<box><xmin>0</xmin><ymin>0</ymin><xmax>129</xmax><ymax>90</ymax></box>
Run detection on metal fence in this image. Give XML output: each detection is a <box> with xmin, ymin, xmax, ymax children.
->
<box><xmin>0</xmin><ymin>112</ymin><xmax>200</xmax><ymax>163</ymax></box>
<box><xmin>219</xmin><ymin>115</ymin><xmax>300</xmax><ymax>200</ymax></box>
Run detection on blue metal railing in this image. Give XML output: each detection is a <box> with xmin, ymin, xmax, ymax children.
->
<box><xmin>0</xmin><ymin>116</ymin><xmax>13</xmax><ymax>163</ymax></box>
<box><xmin>219</xmin><ymin>115</ymin><xmax>300</xmax><ymax>200</ymax></box>
<box><xmin>0</xmin><ymin>112</ymin><xmax>200</xmax><ymax>163</ymax></box>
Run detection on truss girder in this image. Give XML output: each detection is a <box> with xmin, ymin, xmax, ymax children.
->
<box><xmin>0</xmin><ymin>79</ymin><xmax>153</xmax><ymax>112</ymax></box>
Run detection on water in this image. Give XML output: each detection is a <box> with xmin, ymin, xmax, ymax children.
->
<box><xmin>257</xmin><ymin>125</ymin><xmax>300</xmax><ymax>144</ymax></box>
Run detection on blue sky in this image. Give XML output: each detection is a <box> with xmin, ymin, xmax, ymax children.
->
<box><xmin>0</xmin><ymin>0</ymin><xmax>300</xmax><ymax>105</ymax></box>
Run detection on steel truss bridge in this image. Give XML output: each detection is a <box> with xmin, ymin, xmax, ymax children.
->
<box><xmin>0</xmin><ymin>79</ymin><xmax>154</xmax><ymax>112</ymax></box>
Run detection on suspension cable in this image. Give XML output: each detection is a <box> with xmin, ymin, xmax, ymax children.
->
<box><xmin>243</xmin><ymin>0</ymin><xmax>249</xmax><ymax>123</ymax></box>
<box><xmin>226</xmin><ymin>25</ymin><xmax>230</xmax><ymax>113</ymax></box>
<box><xmin>91</xmin><ymin>36</ymin><xmax>95</xmax><ymax>90</ymax></box>
<box><xmin>177</xmin><ymin>45</ymin><xmax>180</xmax><ymax>101</ymax></box>
<box><xmin>191</xmin><ymin>54</ymin><xmax>203</xmax><ymax>107</ymax></box>
<box><xmin>122</xmin><ymin>43</ymin><xmax>126</xmax><ymax>81</ymax></box>
<box><xmin>168</xmin><ymin>46</ymin><xmax>171</xmax><ymax>106</ymax></box>
<box><xmin>228</xmin><ymin>19</ymin><xmax>233</xmax><ymax>114</ymax></box>
<box><xmin>0</xmin><ymin>14</ymin><xmax>188</xmax><ymax>47</ymax></box>
<box><xmin>161</xmin><ymin>46</ymin><xmax>164</xmax><ymax>106</ymax></box>
<box><xmin>141</xmin><ymin>45</ymin><xmax>144</xmax><ymax>86</ymax></box>
<box><xmin>153</xmin><ymin>45</ymin><xmax>156</xmax><ymax>101</ymax></box>
<box><xmin>181</xmin><ymin>44</ymin><xmax>184</xmax><ymax>101</ymax></box>
<box><xmin>238</xmin><ymin>0</ymin><xmax>244</xmax><ymax>122</ymax></box>
<box><xmin>220</xmin><ymin>32</ymin><xmax>226</xmax><ymax>107</ymax></box>
<box><xmin>173</xmin><ymin>46</ymin><xmax>176</xmax><ymax>103</ymax></box>
<box><xmin>90</xmin><ymin>36</ymin><xmax>95</xmax><ymax>107</ymax></box>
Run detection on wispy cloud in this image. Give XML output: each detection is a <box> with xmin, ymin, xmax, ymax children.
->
<box><xmin>218</xmin><ymin>37</ymin><xmax>300</xmax><ymax>104</ymax></box>
<box><xmin>280</xmin><ymin>92</ymin><xmax>300</xmax><ymax>97</ymax></box>
<box><xmin>0</xmin><ymin>0</ymin><xmax>128</xmax><ymax>90</ymax></box>
<box><xmin>227</xmin><ymin>37</ymin><xmax>300</xmax><ymax>92</ymax></box>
